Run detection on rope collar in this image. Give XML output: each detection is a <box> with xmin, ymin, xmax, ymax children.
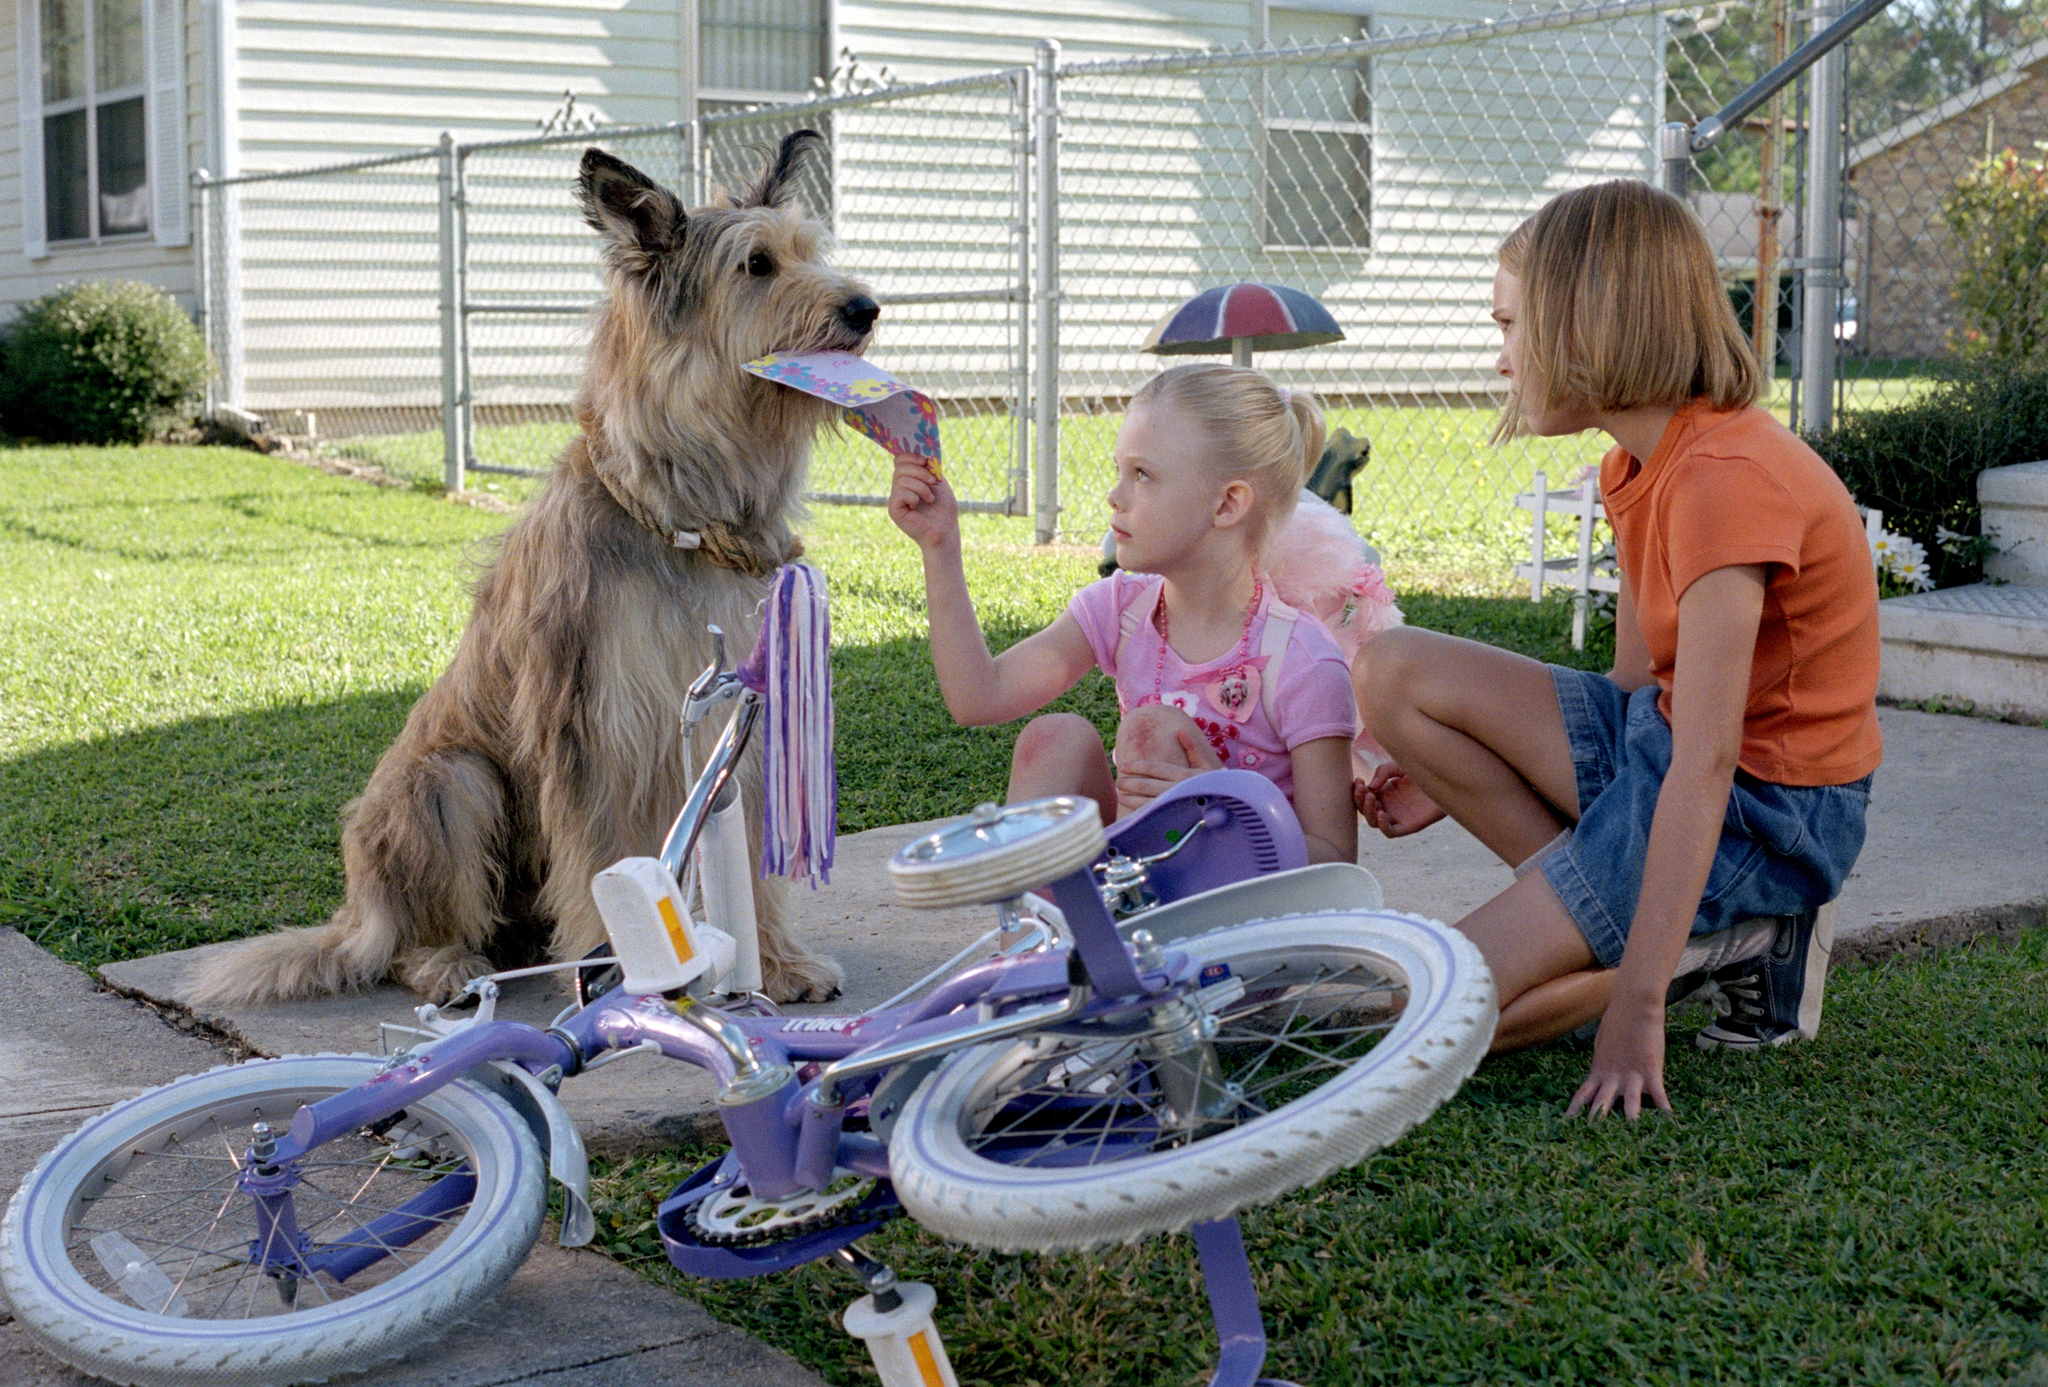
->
<box><xmin>588</xmin><ymin>439</ymin><xmax>801</xmax><ymax>577</ymax></box>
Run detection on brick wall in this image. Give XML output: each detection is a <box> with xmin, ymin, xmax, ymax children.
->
<box><xmin>1848</xmin><ymin>64</ymin><xmax>2048</xmax><ymax>362</ymax></box>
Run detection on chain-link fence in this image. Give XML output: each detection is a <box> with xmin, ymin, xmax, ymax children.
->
<box><xmin>194</xmin><ymin>0</ymin><xmax>2048</xmax><ymax>586</ymax></box>
<box><xmin>454</xmin><ymin>71</ymin><xmax>1032</xmax><ymax>510</ymax></box>
<box><xmin>1665</xmin><ymin>0</ymin><xmax>2048</xmax><ymax>421</ymax></box>
<box><xmin>1043</xmin><ymin>3</ymin><xmax>1670</xmax><ymax>572</ymax></box>
<box><xmin>199</xmin><ymin>150</ymin><xmax>445</xmax><ymax>453</ymax></box>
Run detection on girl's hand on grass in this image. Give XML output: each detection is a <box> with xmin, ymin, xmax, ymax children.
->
<box><xmin>888</xmin><ymin>455</ymin><xmax>959</xmax><ymax>553</ymax></box>
<box><xmin>1354</xmin><ymin>763</ymin><xmax>1445</xmax><ymax>838</ymax></box>
<box><xmin>1565</xmin><ymin>994</ymin><xmax>1671</xmax><ymax>1120</ymax></box>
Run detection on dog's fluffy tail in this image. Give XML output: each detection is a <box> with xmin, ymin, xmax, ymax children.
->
<box><xmin>190</xmin><ymin>748</ymin><xmax>511</xmax><ymax>1009</ymax></box>
<box><xmin>188</xmin><ymin>907</ymin><xmax>396</xmax><ymax>1008</ymax></box>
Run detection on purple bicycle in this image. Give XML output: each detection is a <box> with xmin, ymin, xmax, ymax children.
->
<box><xmin>1</xmin><ymin>565</ymin><xmax>1496</xmax><ymax>1387</ymax></box>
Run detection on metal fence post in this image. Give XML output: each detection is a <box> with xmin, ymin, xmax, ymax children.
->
<box><xmin>437</xmin><ymin>132</ymin><xmax>468</xmax><ymax>492</ymax></box>
<box><xmin>1032</xmin><ymin>39</ymin><xmax>1061</xmax><ymax>545</ymax></box>
<box><xmin>194</xmin><ymin>171</ymin><xmax>214</xmax><ymax>418</ymax></box>
<box><xmin>1799</xmin><ymin>0</ymin><xmax>1845</xmax><ymax>436</ymax></box>
<box><xmin>1011</xmin><ymin>67</ymin><xmax>1033</xmax><ymax>519</ymax></box>
<box><xmin>1658</xmin><ymin>122</ymin><xmax>1691</xmax><ymax>197</ymax></box>
<box><xmin>217</xmin><ymin>181</ymin><xmax>244</xmax><ymax>410</ymax></box>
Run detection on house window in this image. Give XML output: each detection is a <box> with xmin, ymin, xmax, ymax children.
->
<box><xmin>694</xmin><ymin>0</ymin><xmax>830</xmax><ymax>220</ymax></box>
<box><xmin>40</xmin><ymin>0</ymin><xmax>152</xmax><ymax>243</ymax></box>
<box><xmin>1263</xmin><ymin>3</ymin><xmax>1371</xmax><ymax>250</ymax></box>
<box><xmin>697</xmin><ymin>0</ymin><xmax>827</xmax><ymax>111</ymax></box>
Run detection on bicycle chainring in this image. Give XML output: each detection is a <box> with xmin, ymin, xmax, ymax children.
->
<box><xmin>683</xmin><ymin>1169</ymin><xmax>878</xmax><ymax>1247</ymax></box>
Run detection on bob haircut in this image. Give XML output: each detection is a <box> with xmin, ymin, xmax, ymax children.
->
<box><xmin>1493</xmin><ymin>179</ymin><xmax>1761</xmax><ymax>441</ymax></box>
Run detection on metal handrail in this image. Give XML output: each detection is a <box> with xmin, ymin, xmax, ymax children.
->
<box><xmin>1686</xmin><ymin>0</ymin><xmax>1894</xmax><ymax>154</ymax></box>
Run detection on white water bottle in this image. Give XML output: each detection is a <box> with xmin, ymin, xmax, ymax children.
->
<box><xmin>842</xmin><ymin>1280</ymin><xmax>957</xmax><ymax>1387</ymax></box>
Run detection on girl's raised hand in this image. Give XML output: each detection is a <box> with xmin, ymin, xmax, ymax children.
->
<box><xmin>887</xmin><ymin>455</ymin><xmax>959</xmax><ymax>553</ymax></box>
<box><xmin>1353</xmin><ymin>763</ymin><xmax>1446</xmax><ymax>838</ymax></box>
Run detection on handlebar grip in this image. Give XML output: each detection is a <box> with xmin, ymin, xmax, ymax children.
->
<box><xmin>736</xmin><ymin>613</ymin><xmax>773</xmax><ymax>693</ymax></box>
<box><xmin>735</xmin><ymin>566</ymin><xmax>792</xmax><ymax>695</ymax></box>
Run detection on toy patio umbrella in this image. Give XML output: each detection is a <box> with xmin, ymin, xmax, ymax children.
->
<box><xmin>1140</xmin><ymin>282</ymin><xmax>1345</xmax><ymax>368</ymax></box>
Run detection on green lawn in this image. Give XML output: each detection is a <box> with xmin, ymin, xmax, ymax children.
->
<box><xmin>588</xmin><ymin>931</ymin><xmax>2048</xmax><ymax>1387</ymax></box>
<box><xmin>0</xmin><ymin>442</ymin><xmax>1604</xmax><ymax>971</ymax></box>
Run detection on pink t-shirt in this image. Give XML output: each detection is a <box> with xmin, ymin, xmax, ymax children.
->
<box><xmin>1065</xmin><ymin>571</ymin><xmax>1356</xmax><ymax>801</ymax></box>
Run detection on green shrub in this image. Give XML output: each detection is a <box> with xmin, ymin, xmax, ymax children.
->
<box><xmin>1808</xmin><ymin>357</ymin><xmax>2048</xmax><ymax>587</ymax></box>
<box><xmin>1943</xmin><ymin>145</ymin><xmax>2048</xmax><ymax>360</ymax></box>
<box><xmin>1</xmin><ymin>281</ymin><xmax>212</xmax><ymax>444</ymax></box>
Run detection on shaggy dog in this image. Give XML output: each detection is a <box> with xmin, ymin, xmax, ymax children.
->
<box><xmin>195</xmin><ymin>133</ymin><xmax>864</xmax><ymax>1007</ymax></box>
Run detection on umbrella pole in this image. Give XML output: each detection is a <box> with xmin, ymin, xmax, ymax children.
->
<box><xmin>1230</xmin><ymin>338</ymin><xmax>1253</xmax><ymax>369</ymax></box>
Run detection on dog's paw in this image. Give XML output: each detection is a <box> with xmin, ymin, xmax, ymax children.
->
<box><xmin>762</xmin><ymin>953</ymin><xmax>845</xmax><ymax>1004</ymax></box>
<box><xmin>396</xmin><ymin>947</ymin><xmax>497</xmax><ymax>1004</ymax></box>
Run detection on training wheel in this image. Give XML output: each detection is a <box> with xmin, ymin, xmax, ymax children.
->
<box><xmin>889</xmin><ymin>797</ymin><xmax>1104</xmax><ymax>910</ymax></box>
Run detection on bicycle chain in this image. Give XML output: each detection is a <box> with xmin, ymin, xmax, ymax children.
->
<box><xmin>682</xmin><ymin>1171</ymin><xmax>879</xmax><ymax>1248</ymax></box>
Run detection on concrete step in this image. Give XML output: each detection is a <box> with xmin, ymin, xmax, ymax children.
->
<box><xmin>1983</xmin><ymin>459</ymin><xmax>2048</xmax><ymax>587</ymax></box>
<box><xmin>1879</xmin><ymin>582</ymin><xmax>2048</xmax><ymax>720</ymax></box>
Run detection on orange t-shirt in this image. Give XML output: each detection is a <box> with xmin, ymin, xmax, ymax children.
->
<box><xmin>1600</xmin><ymin>401</ymin><xmax>1882</xmax><ymax>786</ymax></box>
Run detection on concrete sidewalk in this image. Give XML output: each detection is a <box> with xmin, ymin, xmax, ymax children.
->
<box><xmin>0</xmin><ymin>928</ymin><xmax>825</xmax><ymax>1386</ymax></box>
<box><xmin>101</xmin><ymin>703</ymin><xmax>2048</xmax><ymax>1158</ymax></box>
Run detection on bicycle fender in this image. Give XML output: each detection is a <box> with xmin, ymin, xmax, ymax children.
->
<box><xmin>480</xmin><ymin>1060</ymin><xmax>595</xmax><ymax>1247</ymax></box>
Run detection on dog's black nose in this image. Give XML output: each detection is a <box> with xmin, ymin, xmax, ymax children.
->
<box><xmin>839</xmin><ymin>295</ymin><xmax>880</xmax><ymax>334</ymax></box>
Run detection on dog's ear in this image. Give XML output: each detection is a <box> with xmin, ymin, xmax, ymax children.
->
<box><xmin>577</xmin><ymin>148</ymin><xmax>687</xmax><ymax>266</ymax></box>
<box><xmin>740</xmin><ymin>130</ymin><xmax>826</xmax><ymax>210</ymax></box>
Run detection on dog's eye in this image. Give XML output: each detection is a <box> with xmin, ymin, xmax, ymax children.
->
<box><xmin>746</xmin><ymin>251</ymin><xmax>774</xmax><ymax>278</ymax></box>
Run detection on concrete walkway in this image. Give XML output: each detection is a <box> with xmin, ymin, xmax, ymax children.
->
<box><xmin>0</xmin><ymin>928</ymin><xmax>825</xmax><ymax>1386</ymax></box>
<box><xmin>5</xmin><ymin>704</ymin><xmax>2042</xmax><ymax>1383</ymax></box>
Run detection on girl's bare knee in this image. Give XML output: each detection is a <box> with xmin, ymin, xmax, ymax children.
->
<box><xmin>1013</xmin><ymin>713</ymin><xmax>1102</xmax><ymax>770</ymax></box>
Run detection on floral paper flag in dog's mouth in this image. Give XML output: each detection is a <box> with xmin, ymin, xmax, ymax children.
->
<box><xmin>743</xmin><ymin>350</ymin><xmax>942</xmax><ymax>476</ymax></box>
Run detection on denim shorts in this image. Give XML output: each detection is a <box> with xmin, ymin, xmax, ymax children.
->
<box><xmin>1541</xmin><ymin>666</ymin><xmax>1874</xmax><ymax>968</ymax></box>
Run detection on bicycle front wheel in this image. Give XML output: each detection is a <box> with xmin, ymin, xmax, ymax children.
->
<box><xmin>2</xmin><ymin>1054</ymin><xmax>546</xmax><ymax>1387</ymax></box>
<box><xmin>888</xmin><ymin>911</ymin><xmax>1495</xmax><ymax>1253</ymax></box>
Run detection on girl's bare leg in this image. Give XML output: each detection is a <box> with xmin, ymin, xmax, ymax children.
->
<box><xmin>1494</xmin><ymin>969</ymin><xmax>1615</xmax><ymax>1051</ymax></box>
<box><xmin>1008</xmin><ymin>713</ymin><xmax>1116</xmax><ymax>824</ymax></box>
<box><xmin>1355</xmin><ymin>627</ymin><xmax>1581</xmax><ymax>867</ymax></box>
<box><xmin>1447</xmin><ymin>870</ymin><xmax>1604</xmax><ymax>1053</ymax></box>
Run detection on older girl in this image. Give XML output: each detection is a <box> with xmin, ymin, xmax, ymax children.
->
<box><xmin>1357</xmin><ymin>179</ymin><xmax>1881</xmax><ymax>1117</ymax></box>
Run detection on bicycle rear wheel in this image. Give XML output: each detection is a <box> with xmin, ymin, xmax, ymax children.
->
<box><xmin>2</xmin><ymin>1054</ymin><xmax>546</xmax><ymax>1387</ymax></box>
<box><xmin>888</xmin><ymin>911</ymin><xmax>1495</xmax><ymax>1253</ymax></box>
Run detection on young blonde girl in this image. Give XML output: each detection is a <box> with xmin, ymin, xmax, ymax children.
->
<box><xmin>1356</xmin><ymin>179</ymin><xmax>1880</xmax><ymax>1117</ymax></box>
<box><xmin>888</xmin><ymin>363</ymin><xmax>1359</xmax><ymax>865</ymax></box>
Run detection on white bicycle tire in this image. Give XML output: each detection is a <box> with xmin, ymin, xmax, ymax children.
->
<box><xmin>2</xmin><ymin>1054</ymin><xmax>546</xmax><ymax>1387</ymax></box>
<box><xmin>889</xmin><ymin>911</ymin><xmax>1495</xmax><ymax>1253</ymax></box>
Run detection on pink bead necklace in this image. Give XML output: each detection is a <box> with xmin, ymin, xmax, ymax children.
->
<box><xmin>1155</xmin><ymin>577</ymin><xmax>1263</xmax><ymax>704</ymax></box>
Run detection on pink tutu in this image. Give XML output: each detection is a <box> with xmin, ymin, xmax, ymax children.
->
<box><xmin>1265</xmin><ymin>491</ymin><xmax>1403</xmax><ymax>764</ymax></box>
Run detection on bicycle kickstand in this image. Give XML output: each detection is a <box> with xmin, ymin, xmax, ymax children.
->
<box><xmin>1195</xmin><ymin>1217</ymin><xmax>1301</xmax><ymax>1387</ymax></box>
<box><xmin>835</xmin><ymin>1243</ymin><xmax>960</xmax><ymax>1387</ymax></box>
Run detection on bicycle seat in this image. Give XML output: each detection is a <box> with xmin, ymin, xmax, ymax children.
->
<box><xmin>1099</xmin><ymin>769</ymin><xmax>1308</xmax><ymax>910</ymax></box>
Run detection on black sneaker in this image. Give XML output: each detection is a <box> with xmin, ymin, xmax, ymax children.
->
<box><xmin>1695</xmin><ymin>902</ymin><xmax>1835</xmax><ymax>1051</ymax></box>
